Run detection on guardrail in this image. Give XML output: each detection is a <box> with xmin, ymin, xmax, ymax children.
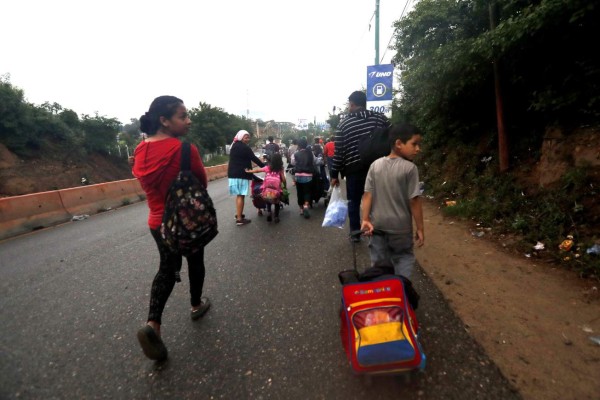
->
<box><xmin>0</xmin><ymin>164</ymin><xmax>228</xmax><ymax>241</ymax></box>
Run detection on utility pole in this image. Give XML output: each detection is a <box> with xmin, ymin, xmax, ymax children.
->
<box><xmin>375</xmin><ymin>0</ymin><xmax>380</xmax><ymax>65</ymax></box>
<box><xmin>489</xmin><ymin>1</ymin><xmax>509</xmax><ymax>172</ymax></box>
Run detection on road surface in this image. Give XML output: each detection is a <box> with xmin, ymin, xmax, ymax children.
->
<box><xmin>0</xmin><ymin>176</ymin><xmax>519</xmax><ymax>399</ymax></box>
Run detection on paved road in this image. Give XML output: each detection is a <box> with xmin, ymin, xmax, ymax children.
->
<box><xmin>0</xmin><ymin>177</ymin><xmax>520</xmax><ymax>400</ymax></box>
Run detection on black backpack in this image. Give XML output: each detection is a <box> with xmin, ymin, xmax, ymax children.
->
<box><xmin>357</xmin><ymin>124</ymin><xmax>392</xmax><ymax>167</ymax></box>
<box><xmin>160</xmin><ymin>142</ymin><xmax>218</xmax><ymax>258</ymax></box>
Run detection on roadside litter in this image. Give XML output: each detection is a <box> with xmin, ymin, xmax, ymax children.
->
<box><xmin>586</xmin><ymin>244</ymin><xmax>600</xmax><ymax>255</ymax></box>
<box><xmin>559</xmin><ymin>235</ymin><xmax>574</xmax><ymax>251</ymax></box>
<box><xmin>72</xmin><ymin>214</ymin><xmax>89</xmax><ymax>221</ymax></box>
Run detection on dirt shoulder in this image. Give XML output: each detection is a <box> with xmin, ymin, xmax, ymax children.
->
<box><xmin>416</xmin><ymin>200</ymin><xmax>600</xmax><ymax>400</ymax></box>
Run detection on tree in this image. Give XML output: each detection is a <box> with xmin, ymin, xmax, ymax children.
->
<box><xmin>120</xmin><ymin>118</ymin><xmax>141</xmax><ymax>148</ymax></box>
<box><xmin>391</xmin><ymin>0</ymin><xmax>600</xmax><ymax>162</ymax></box>
<box><xmin>0</xmin><ymin>76</ymin><xmax>37</xmax><ymax>153</ymax></box>
<box><xmin>187</xmin><ymin>102</ymin><xmax>253</xmax><ymax>154</ymax></box>
<box><xmin>80</xmin><ymin>114</ymin><xmax>121</xmax><ymax>154</ymax></box>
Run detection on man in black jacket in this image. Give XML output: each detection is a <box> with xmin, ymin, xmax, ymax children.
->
<box><xmin>330</xmin><ymin>91</ymin><xmax>389</xmax><ymax>241</ymax></box>
<box><xmin>264</xmin><ymin>136</ymin><xmax>280</xmax><ymax>161</ymax></box>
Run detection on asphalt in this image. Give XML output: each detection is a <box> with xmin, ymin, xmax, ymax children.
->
<box><xmin>0</xmin><ymin>176</ymin><xmax>520</xmax><ymax>400</ymax></box>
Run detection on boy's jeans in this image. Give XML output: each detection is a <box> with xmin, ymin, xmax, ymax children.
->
<box><xmin>368</xmin><ymin>232</ymin><xmax>415</xmax><ymax>279</ymax></box>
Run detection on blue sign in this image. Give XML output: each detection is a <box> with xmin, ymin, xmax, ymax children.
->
<box><xmin>366</xmin><ymin>64</ymin><xmax>393</xmax><ymax>102</ymax></box>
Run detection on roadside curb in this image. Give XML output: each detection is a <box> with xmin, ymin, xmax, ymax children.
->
<box><xmin>0</xmin><ymin>163</ymin><xmax>228</xmax><ymax>241</ymax></box>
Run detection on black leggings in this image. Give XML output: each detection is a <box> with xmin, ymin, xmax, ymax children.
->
<box><xmin>296</xmin><ymin>181</ymin><xmax>312</xmax><ymax>208</ymax></box>
<box><xmin>147</xmin><ymin>229</ymin><xmax>206</xmax><ymax>325</ymax></box>
<box><xmin>266</xmin><ymin>201</ymin><xmax>280</xmax><ymax>217</ymax></box>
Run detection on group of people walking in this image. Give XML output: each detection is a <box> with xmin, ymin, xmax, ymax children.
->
<box><xmin>131</xmin><ymin>90</ymin><xmax>425</xmax><ymax>362</ymax></box>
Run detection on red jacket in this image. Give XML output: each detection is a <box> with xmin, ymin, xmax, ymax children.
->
<box><xmin>323</xmin><ymin>141</ymin><xmax>335</xmax><ymax>159</ymax></box>
<box><xmin>132</xmin><ymin>138</ymin><xmax>207</xmax><ymax>229</ymax></box>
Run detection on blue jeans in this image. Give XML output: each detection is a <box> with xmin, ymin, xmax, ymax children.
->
<box><xmin>345</xmin><ymin>171</ymin><xmax>367</xmax><ymax>232</ymax></box>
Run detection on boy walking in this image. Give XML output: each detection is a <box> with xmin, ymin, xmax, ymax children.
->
<box><xmin>360</xmin><ymin>124</ymin><xmax>424</xmax><ymax>279</ymax></box>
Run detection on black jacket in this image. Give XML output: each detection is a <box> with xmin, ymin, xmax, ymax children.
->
<box><xmin>294</xmin><ymin>148</ymin><xmax>315</xmax><ymax>174</ymax></box>
<box><xmin>228</xmin><ymin>142</ymin><xmax>265</xmax><ymax>180</ymax></box>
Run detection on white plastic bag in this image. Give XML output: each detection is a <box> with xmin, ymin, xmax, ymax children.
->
<box><xmin>322</xmin><ymin>186</ymin><xmax>348</xmax><ymax>229</ymax></box>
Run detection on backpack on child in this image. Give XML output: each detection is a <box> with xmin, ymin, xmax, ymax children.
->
<box><xmin>160</xmin><ymin>143</ymin><xmax>219</xmax><ymax>257</ymax></box>
<box><xmin>261</xmin><ymin>170</ymin><xmax>282</xmax><ymax>203</ymax></box>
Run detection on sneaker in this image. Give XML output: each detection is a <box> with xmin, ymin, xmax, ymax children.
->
<box><xmin>258</xmin><ymin>209</ymin><xmax>263</xmax><ymax>216</ymax></box>
<box><xmin>236</xmin><ymin>218</ymin><xmax>251</xmax><ymax>226</ymax></box>
<box><xmin>234</xmin><ymin>214</ymin><xmax>245</xmax><ymax>220</ymax></box>
<box><xmin>137</xmin><ymin>325</ymin><xmax>168</xmax><ymax>361</ymax></box>
<box><xmin>191</xmin><ymin>297</ymin><xmax>211</xmax><ymax>320</ymax></box>
<box><xmin>266</xmin><ymin>213</ymin><xmax>272</xmax><ymax>222</ymax></box>
<box><xmin>303</xmin><ymin>206</ymin><xmax>310</xmax><ymax>219</ymax></box>
<box><xmin>274</xmin><ymin>216</ymin><xmax>280</xmax><ymax>223</ymax></box>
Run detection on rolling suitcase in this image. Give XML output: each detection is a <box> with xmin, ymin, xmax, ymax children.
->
<box><xmin>339</xmin><ymin>231</ymin><xmax>426</xmax><ymax>375</ymax></box>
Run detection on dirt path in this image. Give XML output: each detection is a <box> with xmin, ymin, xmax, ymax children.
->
<box><xmin>416</xmin><ymin>201</ymin><xmax>600</xmax><ymax>400</ymax></box>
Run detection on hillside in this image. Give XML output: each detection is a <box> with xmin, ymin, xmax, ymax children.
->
<box><xmin>0</xmin><ymin>143</ymin><xmax>133</xmax><ymax>197</ymax></box>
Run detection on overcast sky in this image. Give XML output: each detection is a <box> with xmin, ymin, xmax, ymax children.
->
<box><xmin>1</xmin><ymin>0</ymin><xmax>413</xmax><ymax>127</ymax></box>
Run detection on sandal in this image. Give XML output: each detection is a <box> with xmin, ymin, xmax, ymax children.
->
<box><xmin>191</xmin><ymin>297</ymin><xmax>211</xmax><ymax>320</ymax></box>
<box><xmin>137</xmin><ymin>325</ymin><xmax>168</xmax><ymax>361</ymax></box>
<box><xmin>303</xmin><ymin>206</ymin><xmax>310</xmax><ymax>219</ymax></box>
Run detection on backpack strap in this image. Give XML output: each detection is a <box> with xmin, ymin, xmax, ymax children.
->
<box><xmin>180</xmin><ymin>142</ymin><xmax>191</xmax><ymax>172</ymax></box>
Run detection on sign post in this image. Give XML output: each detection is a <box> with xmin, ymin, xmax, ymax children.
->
<box><xmin>366</xmin><ymin>64</ymin><xmax>393</xmax><ymax>118</ymax></box>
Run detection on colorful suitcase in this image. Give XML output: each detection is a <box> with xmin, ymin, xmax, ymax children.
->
<box><xmin>340</xmin><ymin>276</ymin><xmax>425</xmax><ymax>374</ymax></box>
<box><xmin>339</xmin><ymin>231</ymin><xmax>426</xmax><ymax>375</ymax></box>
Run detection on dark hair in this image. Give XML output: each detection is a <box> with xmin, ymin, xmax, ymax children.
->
<box><xmin>291</xmin><ymin>139</ymin><xmax>298</xmax><ymax>145</ymax></box>
<box><xmin>388</xmin><ymin>123</ymin><xmax>421</xmax><ymax>146</ymax></box>
<box><xmin>267</xmin><ymin>136</ymin><xmax>274</xmax><ymax>142</ymax></box>
<box><xmin>298</xmin><ymin>138</ymin><xmax>308</xmax><ymax>149</ymax></box>
<box><xmin>269</xmin><ymin>153</ymin><xmax>283</xmax><ymax>172</ymax></box>
<box><xmin>139</xmin><ymin>95</ymin><xmax>183</xmax><ymax>135</ymax></box>
<box><xmin>314</xmin><ymin>137</ymin><xmax>320</xmax><ymax>143</ymax></box>
<box><xmin>348</xmin><ymin>91</ymin><xmax>366</xmax><ymax>108</ymax></box>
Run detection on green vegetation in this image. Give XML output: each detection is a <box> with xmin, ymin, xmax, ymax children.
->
<box><xmin>0</xmin><ymin>75</ymin><xmax>254</xmax><ymax>159</ymax></box>
<box><xmin>203</xmin><ymin>154</ymin><xmax>229</xmax><ymax>167</ymax></box>
<box><xmin>393</xmin><ymin>0</ymin><xmax>599</xmax><ymax>276</ymax></box>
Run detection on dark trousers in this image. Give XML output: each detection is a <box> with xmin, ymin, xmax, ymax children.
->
<box><xmin>295</xmin><ymin>180</ymin><xmax>313</xmax><ymax>207</ymax></box>
<box><xmin>319</xmin><ymin>165</ymin><xmax>330</xmax><ymax>192</ymax></box>
<box><xmin>345</xmin><ymin>171</ymin><xmax>368</xmax><ymax>232</ymax></box>
<box><xmin>266</xmin><ymin>201</ymin><xmax>280</xmax><ymax>217</ymax></box>
<box><xmin>148</xmin><ymin>229</ymin><xmax>206</xmax><ymax>324</ymax></box>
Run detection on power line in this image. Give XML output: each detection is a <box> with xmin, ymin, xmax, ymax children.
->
<box><xmin>380</xmin><ymin>0</ymin><xmax>412</xmax><ymax>63</ymax></box>
<box><xmin>351</xmin><ymin>10</ymin><xmax>377</xmax><ymax>58</ymax></box>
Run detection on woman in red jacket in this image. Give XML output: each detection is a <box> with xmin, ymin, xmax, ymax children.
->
<box><xmin>132</xmin><ymin>96</ymin><xmax>211</xmax><ymax>362</ymax></box>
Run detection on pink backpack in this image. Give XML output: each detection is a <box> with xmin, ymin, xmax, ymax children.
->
<box><xmin>262</xmin><ymin>170</ymin><xmax>282</xmax><ymax>203</ymax></box>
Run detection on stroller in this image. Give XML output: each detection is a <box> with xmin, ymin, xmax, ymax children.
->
<box><xmin>310</xmin><ymin>168</ymin><xmax>328</xmax><ymax>206</ymax></box>
<box><xmin>338</xmin><ymin>231</ymin><xmax>426</xmax><ymax>376</ymax></box>
<box><xmin>251</xmin><ymin>174</ymin><xmax>288</xmax><ymax>212</ymax></box>
<box><xmin>251</xmin><ymin>175</ymin><xmax>268</xmax><ymax>213</ymax></box>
